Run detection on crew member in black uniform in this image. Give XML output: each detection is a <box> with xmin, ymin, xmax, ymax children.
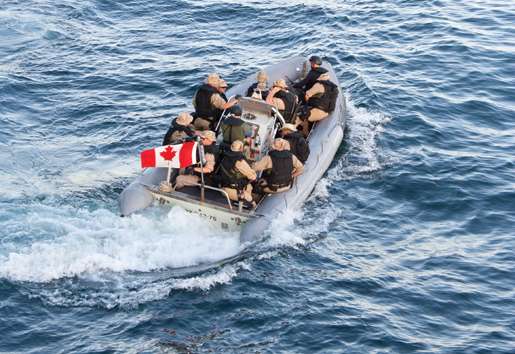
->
<box><xmin>293</xmin><ymin>55</ymin><xmax>329</xmax><ymax>99</ymax></box>
<box><xmin>253</xmin><ymin>138</ymin><xmax>304</xmax><ymax>194</ymax></box>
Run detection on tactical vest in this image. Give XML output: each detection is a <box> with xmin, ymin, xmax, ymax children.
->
<box><xmin>303</xmin><ymin>67</ymin><xmax>328</xmax><ymax>91</ymax></box>
<box><xmin>219</xmin><ymin>150</ymin><xmax>248</xmax><ymax>189</ymax></box>
<box><xmin>266</xmin><ymin>150</ymin><xmax>294</xmax><ymax>188</ymax></box>
<box><xmin>162</xmin><ymin>119</ymin><xmax>194</xmax><ymax>145</ymax></box>
<box><xmin>221</xmin><ymin>116</ymin><xmax>245</xmax><ymax>145</ymax></box>
<box><xmin>284</xmin><ymin>131</ymin><xmax>310</xmax><ymax>163</ymax></box>
<box><xmin>308</xmin><ymin>80</ymin><xmax>339</xmax><ymax>113</ymax></box>
<box><xmin>274</xmin><ymin>90</ymin><xmax>297</xmax><ymax>123</ymax></box>
<box><xmin>194</xmin><ymin>84</ymin><xmax>222</xmax><ymax>121</ymax></box>
<box><xmin>246</xmin><ymin>82</ymin><xmax>269</xmax><ymax>100</ymax></box>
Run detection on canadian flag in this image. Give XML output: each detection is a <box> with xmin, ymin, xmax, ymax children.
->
<box><xmin>140</xmin><ymin>141</ymin><xmax>198</xmax><ymax>169</ymax></box>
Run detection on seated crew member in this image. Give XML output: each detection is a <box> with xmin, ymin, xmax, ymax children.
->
<box><xmin>297</xmin><ymin>72</ymin><xmax>339</xmax><ymax>136</ymax></box>
<box><xmin>162</xmin><ymin>112</ymin><xmax>196</xmax><ymax>145</ymax></box>
<box><xmin>175</xmin><ymin>130</ymin><xmax>218</xmax><ymax>190</ymax></box>
<box><xmin>293</xmin><ymin>55</ymin><xmax>328</xmax><ymax>98</ymax></box>
<box><xmin>278</xmin><ymin>123</ymin><xmax>310</xmax><ymax>164</ymax></box>
<box><xmin>218</xmin><ymin>140</ymin><xmax>257</xmax><ymax>206</ymax></box>
<box><xmin>246</xmin><ymin>70</ymin><xmax>269</xmax><ymax>100</ymax></box>
<box><xmin>218</xmin><ymin>79</ymin><xmax>229</xmax><ymax>102</ymax></box>
<box><xmin>266</xmin><ymin>79</ymin><xmax>298</xmax><ymax>123</ymax></box>
<box><xmin>192</xmin><ymin>73</ymin><xmax>238</xmax><ymax>131</ymax></box>
<box><xmin>220</xmin><ymin>105</ymin><xmax>245</xmax><ymax>147</ymax></box>
<box><xmin>252</xmin><ymin>138</ymin><xmax>304</xmax><ymax>194</ymax></box>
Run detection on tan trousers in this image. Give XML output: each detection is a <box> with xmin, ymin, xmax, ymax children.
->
<box><xmin>307</xmin><ymin>108</ymin><xmax>329</xmax><ymax>122</ymax></box>
<box><xmin>295</xmin><ymin>108</ymin><xmax>329</xmax><ymax>136</ymax></box>
<box><xmin>223</xmin><ymin>184</ymin><xmax>253</xmax><ymax>202</ymax></box>
<box><xmin>175</xmin><ymin>174</ymin><xmax>200</xmax><ymax>189</ymax></box>
<box><xmin>193</xmin><ymin>117</ymin><xmax>212</xmax><ymax>131</ymax></box>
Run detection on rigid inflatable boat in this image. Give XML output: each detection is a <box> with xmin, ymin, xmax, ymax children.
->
<box><xmin>119</xmin><ymin>56</ymin><xmax>347</xmax><ymax>244</ymax></box>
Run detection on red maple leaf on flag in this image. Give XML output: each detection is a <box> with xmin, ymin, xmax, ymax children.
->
<box><xmin>160</xmin><ymin>146</ymin><xmax>176</xmax><ymax>161</ymax></box>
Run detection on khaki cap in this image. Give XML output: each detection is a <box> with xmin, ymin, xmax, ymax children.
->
<box><xmin>219</xmin><ymin>79</ymin><xmax>228</xmax><ymax>88</ymax></box>
<box><xmin>206</xmin><ymin>73</ymin><xmax>220</xmax><ymax>86</ymax></box>
<box><xmin>231</xmin><ymin>140</ymin><xmax>244</xmax><ymax>152</ymax></box>
<box><xmin>280</xmin><ymin>123</ymin><xmax>297</xmax><ymax>132</ymax></box>
<box><xmin>273</xmin><ymin>138</ymin><xmax>289</xmax><ymax>151</ymax></box>
<box><xmin>256</xmin><ymin>70</ymin><xmax>267</xmax><ymax>83</ymax></box>
<box><xmin>176</xmin><ymin>112</ymin><xmax>193</xmax><ymax>125</ymax></box>
<box><xmin>201</xmin><ymin>130</ymin><xmax>216</xmax><ymax>141</ymax></box>
<box><xmin>273</xmin><ymin>79</ymin><xmax>287</xmax><ymax>89</ymax></box>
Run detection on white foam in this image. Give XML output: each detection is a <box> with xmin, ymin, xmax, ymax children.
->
<box><xmin>0</xmin><ymin>206</ymin><xmax>241</xmax><ymax>283</ymax></box>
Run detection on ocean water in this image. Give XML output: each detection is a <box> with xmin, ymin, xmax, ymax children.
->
<box><xmin>1</xmin><ymin>0</ymin><xmax>514</xmax><ymax>353</ymax></box>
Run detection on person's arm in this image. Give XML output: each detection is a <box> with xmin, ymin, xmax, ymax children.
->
<box><xmin>265</xmin><ymin>87</ymin><xmax>280</xmax><ymax>105</ymax></box>
<box><xmin>212</xmin><ymin>93</ymin><xmax>238</xmax><ymax>111</ymax></box>
<box><xmin>292</xmin><ymin>155</ymin><xmax>304</xmax><ymax>177</ymax></box>
<box><xmin>235</xmin><ymin>160</ymin><xmax>257</xmax><ymax>181</ymax></box>
<box><xmin>252</xmin><ymin>156</ymin><xmax>272</xmax><ymax>173</ymax></box>
<box><xmin>193</xmin><ymin>153</ymin><xmax>215</xmax><ymax>174</ymax></box>
<box><xmin>305</xmin><ymin>82</ymin><xmax>324</xmax><ymax>102</ymax></box>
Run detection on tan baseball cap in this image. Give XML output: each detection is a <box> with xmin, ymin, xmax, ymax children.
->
<box><xmin>273</xmin><ymin>79</ymin><xmax>287</xmax><ymax>89</ymax></box>
<box><xmin>273</xmin><ymin>138</ymin><xmax>289</xmax><ymax>151</ymax></box>
<box><xmin>206</xmin><ymin>73</ymin><xmax>220</xmax><ymax>86</ymax></box>
<box><xmin>201</xmin><ymin>130</ymin><xmax>216</xmax><ymax>141</ymax></box>
<box><xmin>279</xmin><ymin>123</ymin><xmax>297</xmax><ymax>132</ymax></box>
<box><xmin>176</xmin><ymin>112</ymin><xmax>193</xmax><ymax>125</ymax></box>
<box><xmin>256</xmin><ymin>70</ymin><xmax>267</xmax><ymax>83</ymax></box>
<box><xmin>231</xmin><ymin>140</ymin><xmax>244</xmax><ymax>152</ymax></box>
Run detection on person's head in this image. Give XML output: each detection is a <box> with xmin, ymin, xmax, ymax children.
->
<box><xmin>273</xmin><ymin>79</ymin><xmax>288</xmax><ymax>90</ymax></box>
<box><xmin>230</xmin><ymin>105</ymin><xmax>242</xmax><ymax>117</ymax></box>
<box><xmin>176</xmin><ymin>112</ymin><xmax>193</xmax><ymax>126</ymax></box>
<box><xmin>309</xmin><ymin>55</ymin><xmax>322</xmax><ymax>69</ymax></box>
<box><xmin>273</xmin><ymin>138</ymin><xmax>289</xmax><ymax>151</ymax></box>
<box><xmin>231</xmin><ymin>140</ymin><xmax>244</xmax><ymax>152</ymax></box>
<box><xmin>256</xmin><ymin>70</ymin><xmax>267</xmax><ymax>84</ymax></box>
<box><xmin>279</xmin><ymin>123</ymin><xmax>297</xmax><ymax>137</ymax></box>
<box><xmin>201</xmin><ymin>130</ymin><xmax>216</xmax><ymax>145</ymax></box>
<box><xmin>218</xmin><ymin>79</ymin><xmax>228</xmax><ymax>93</ymax></box>
<box><xmin>206</xmin><ymin>73</ymin><xmax>220</xmax><ymax>87</ymax></box>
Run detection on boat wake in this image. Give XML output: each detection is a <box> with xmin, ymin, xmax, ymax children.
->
<box><xmin>0</xmin><ymin>95</ymin><xmax>389</xmax><ymax>308</ymax></box>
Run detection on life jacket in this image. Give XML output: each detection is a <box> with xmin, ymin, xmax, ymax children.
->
<box><xmin>265</xmin><ymin>150</ymin><xmax>294</xmax><ymax>190</ymax></box>
<box><xmin>274</xmin><ymin>90</ymin><xmax>297</xmax><ymax>123</ymax></box>
<box><xmin>218</xmin><ymin>150</ymin><xmax>248</xmax><ymax>189</ymax></box>
<box><xmin>193</xmin><ymin>143</ymin><xmax>219</xmax><ymax>181</ymax></box>
<box><xmin>307</xmin><ymin>79</ymin><xmax>339</xmax><ymax>113</ymax></box>
<box><xmin>283</xmin><ymin>131</ymin><xmax>310</xmax><ymax>163</ymax></box>
<box><xmin>295</xmin><ymin>67</ymin><xmax>328</xmax><ymax>92</ymax></box>
<box><xmin>221</xmin><ymin>116</ymin><xmax>245</xmax><ymax>145</ymax></box>
<box><xmin>220</xmin><ymin>92</ymin><xmax>228</xmax><ymax>102</ymax></box>
<box><xmin>162</xmin><ymin>119</ymin><xmax>194</xmax><ymax>145</ymax></box>
<box><xmin>194</xmin><ymin>84</ymin><xmax>223</xmax><ymax>121</ymax></box>
<box><xmin>246</xmin><ymin>82</ymin><xmax>269</xmax><ymax>100</ymax></box>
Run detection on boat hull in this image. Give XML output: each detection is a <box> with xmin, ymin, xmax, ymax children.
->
<box><xmin>119</xmin><ymin>56</ymin><xmax>347</xmax><ymax>244</ymax></box>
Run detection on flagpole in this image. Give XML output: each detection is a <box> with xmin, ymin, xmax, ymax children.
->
<box><xmin>166</xmin><ymin>159</ymin><xmax>172</xmax><ymax>187</ymax></box>
<box><xmin>198</xmin><ymin>140</ymin><xmax>205</xmax><ymax>203</ymax></box>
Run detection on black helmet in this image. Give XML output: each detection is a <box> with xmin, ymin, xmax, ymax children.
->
<box><xmin>309</xmin><ymin>55</ymin><xmax>322</xmax><ymax>65</ymax></box>
<box><xmin>230</xmin><ymin>105</ymin><xmax>242</xmax><ymax>116</ymax></box>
